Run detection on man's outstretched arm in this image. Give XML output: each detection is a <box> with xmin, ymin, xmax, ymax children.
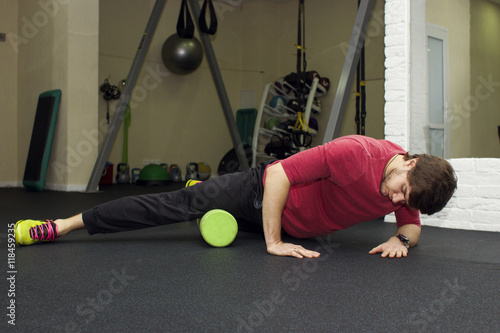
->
<box><xmin>263</xmin><ymin>162</ymin><xmax>320</xmax><ymax>259</ymax></box>
<box><xmin>369</xmin><ymin>223</ymin><xmax>421</xmax><ymax>258</ymax></box>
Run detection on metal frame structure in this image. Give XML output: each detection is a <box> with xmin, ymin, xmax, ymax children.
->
<box><xmin>87</xmin><ymin>0</ymin><xmax>373</xmax><ymax>191</ymax></box>
<box><xmin>86</xmin><ymin>0</ymin><xmax>247</xmax><ymax>192</ymax></box>
<box><xmin>86</xmin><ymin>0</ymin><xmax>166</xmax><ymax>192</ymax></box>
<box><xmin>322</xmin><ymin>0</ymin><xmax>374</xmax><ymax>144</ymax></box>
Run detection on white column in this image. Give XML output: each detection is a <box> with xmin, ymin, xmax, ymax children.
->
<box><xmin>384</xmin><ymin>0</ymin><xmax>410</xmax><ymax>150</ymax></box>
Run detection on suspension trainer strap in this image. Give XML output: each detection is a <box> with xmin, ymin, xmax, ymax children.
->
<box><xmin>355</xmin><ymin>0</ymin><xmax>366</xmax><ymax>135</ymax></box>
<box><xmin>177</xmin><ymin>0</ymin><xmax>195</xmax><ymax>38</ymax></box>
<box><xmin>292</xmin><ymin>0</ymin><xmax>312</xmax><ymax>148</ymax></box>
<box><xmin>355</xmin><ymin>59</ymin><xmax>361</xmax><ymax>134</ymax></box>
<box><xmin>302</xmin><ymin>0</ymin><xmax>307</xmax><ymax>79</ymax></box>
<box><xmin>358</xmin><ymin>0</ymin><xmax>367</xmax><ymax>135</ymax></box>
<box><xmin>199</xmin><ymin>0</ymin><xmax>218</xmax><ymax>35</ymax></box>
<box><xmin>360</xmin><ymin>43</ymin><xmax>366</xmax><ymax>135</ymax></box>
<box><xmin>295</xmin><ymin>0</ymin><xmax>302</xmax><ymax>103</ymax></box>
<box><xmin>295</xmin><ymin>0</ymin><xmax>306</xmax><ymax>106</ymax></box>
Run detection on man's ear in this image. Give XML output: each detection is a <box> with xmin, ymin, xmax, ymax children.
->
<box><xmin>405</xmin><ymin>157</ymin><xmax>419</xmax><ymax>169</ymax></box>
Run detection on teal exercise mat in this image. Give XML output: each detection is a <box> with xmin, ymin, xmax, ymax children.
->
<box><xmin>23</xmin><ymin>89</ymin><xmax>62</xmax><ymax>191</ymax></box>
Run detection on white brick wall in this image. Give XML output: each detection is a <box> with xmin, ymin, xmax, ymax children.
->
<box><xmin>384</xmin><ymin>0</ymin><xmax>410</xmax><ymax>150</ymax></box>
<box><xmin>420</xmin><ymin>159</ymin><xmax>500</xmax><ymax>232</ymax></box>
<box><xmin>385</xmin><ymin>159</ymin><xmax>500</xmax><ymax>232</ymax></box>
<box><xmin>384</xmin><ymin>0</ymin><xmax>500</xmax><ymax>232</ymax></box>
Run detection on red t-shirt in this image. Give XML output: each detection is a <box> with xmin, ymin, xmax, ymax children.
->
<box><xmin>265</xmin><ymin>135</ymin><xmax>420</xmax><ymax>239</ymax></box>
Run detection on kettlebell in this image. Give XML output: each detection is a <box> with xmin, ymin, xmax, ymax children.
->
<box><xmin>169</xmin><ymin>164</ymin><xmax>182</xmax><ymax>182</ymax></box>
<box><xmin>116</xmin><ymin>163</ymin><xmax>131</xmax><ymax>184</ymax></box>
<box><xmin>186</xmin><ymin>163</ymin><xmax>199</xmax><ymax>180</ymax></box>
<box><xmin>198</xmin><ymin>162</ymin><xmax>212</xmax><ymax>181</ymax></box>
<box><xmin>131</xmin><ymin>168</ymin><xmax>141</xmax><ymax>183</ymax></box>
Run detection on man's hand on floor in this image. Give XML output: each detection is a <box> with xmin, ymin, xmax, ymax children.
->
<box><xmin>267</xmin><ymin>241</ymin><xmax>321</xmax><ymax>259</ymax></box>
<box><xmin>369</xmin><ymin>237</ymin><xmax>408</xmax><ymax>258</ymax></box>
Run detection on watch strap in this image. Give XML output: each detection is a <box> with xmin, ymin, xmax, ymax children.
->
<box><xmin>396</xmin><ymin>234</ymin><xmax>410</xmax><ymax>249</ymax></box>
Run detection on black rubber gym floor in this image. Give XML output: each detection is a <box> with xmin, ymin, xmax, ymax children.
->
<box><xmin>1</xmin><ymin>184</ymin><xmax>499</xmax><ymax>332</ymax></box>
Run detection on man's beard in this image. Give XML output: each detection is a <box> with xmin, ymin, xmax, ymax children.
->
<box><xmin>380</xmin><ymin>167</ymin><xmax>405</xmax><ymax>196</ymax></box>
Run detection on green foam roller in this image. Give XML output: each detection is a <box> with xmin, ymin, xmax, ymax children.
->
<box><xmin>199</xmin><ymin>209</ymin><xmax>238</xmax><ymax>247</ymax></box>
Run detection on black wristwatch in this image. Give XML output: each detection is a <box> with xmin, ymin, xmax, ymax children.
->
<box><xmin>396</xmin><ymin>234</ymin><xmax>410</xmax><ymax>249</ymax></box>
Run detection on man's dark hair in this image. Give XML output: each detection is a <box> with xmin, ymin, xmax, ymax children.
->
<box><xmin>404</xmin><ymin>153</ymin><xmax>458</xmax><ymax>215</ymax></box>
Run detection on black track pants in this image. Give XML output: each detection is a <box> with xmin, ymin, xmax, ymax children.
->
<box><xmin>82</xmin><ymin>162</ymin><xmax>272</xmax><ymax>235</ymax></box>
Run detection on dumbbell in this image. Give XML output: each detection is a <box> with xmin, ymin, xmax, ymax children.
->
<box><xmin>185</xmin><ymin>180</ymin><xmax>238</xmax><ymax>247</ymax></box>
